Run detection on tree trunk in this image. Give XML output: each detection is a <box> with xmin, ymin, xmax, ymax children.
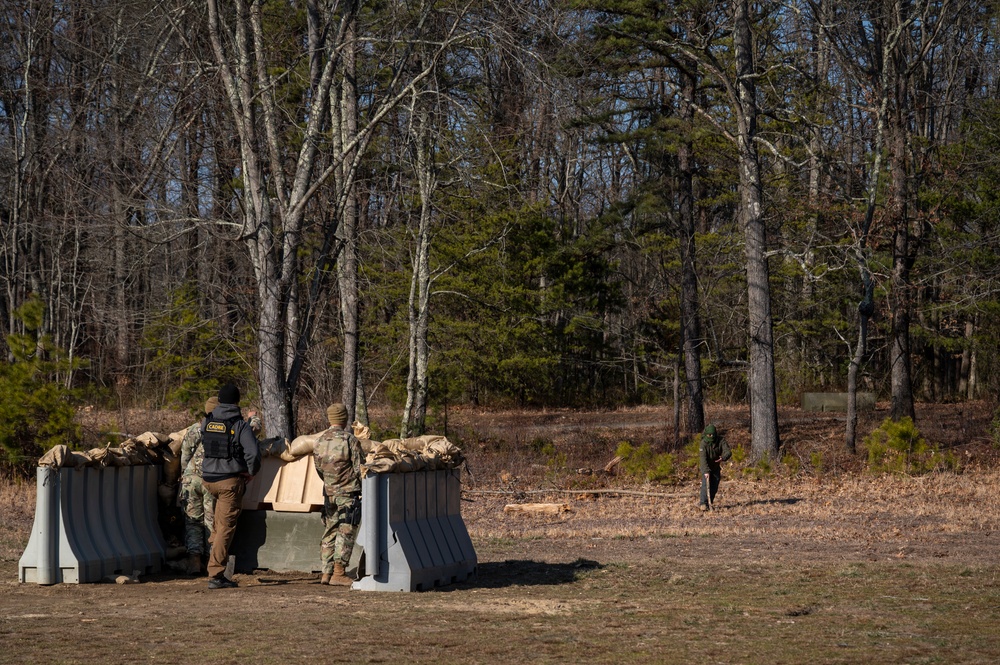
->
<box><xmin>401</xmin><ymin>98</ymin><xmax>435</xmax><ymax>438</ymax></box>
<box><xmin>672</xmin><ymin>353</ymin><xmax>681</xmax><ymax>445</ymax></box>
<box><xmin>734</xmin><ymin>0</ymin><xmax>780</xmax><ymax>460</ymax></box>
<box><xmin>207</xmin><ymin>0</ymin><xmax>291</xmax><ymax>438</ymax></box>
<box><xmin>888</xmin><ymin>111</ymin><xmax>915</xmax><ymax>421</ymax></box>
<box><xmin>677</xmin><ymin>51</ymin><xmax>704</xmax><ymax>439</ymax></box>
<box><xmin>337</xmin><ymin>9</ymin><xmax>361</xmax><ymax>424</ymax></box>
<box><xmin>959</xmin><ymin>320</ymin><xmax>973</xmax><ymax>397</ymax></box>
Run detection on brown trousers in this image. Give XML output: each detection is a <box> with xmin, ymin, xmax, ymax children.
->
<box><xmin>203</xmin><ymin>476</ymin><xmax>247</xmax><ymax>579</ymax></box>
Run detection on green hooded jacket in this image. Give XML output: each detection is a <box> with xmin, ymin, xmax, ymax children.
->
<box><xmin>698</xmin><ymin>425</ymin><xmax>732</xmax><ymax>475</ymax></box>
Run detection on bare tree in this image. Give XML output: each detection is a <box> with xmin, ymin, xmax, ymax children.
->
<box><xmin>205</xmin><ymin>0</ymin><xmax>472</xmax><ymax>436</ymax></box>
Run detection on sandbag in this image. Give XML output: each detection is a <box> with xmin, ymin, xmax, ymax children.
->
<box><xmin>135</xmin><ymin>431</ymin><xmax>169</xmax><ymax>447</ymax></box>
<box><xmin>120</xmin><ymin>440</ymin><xmax>154</xmax><ymax>465</ymax></box>
<box><xmin>89</xmin><ymin>445</ymin><xmax>128</xmax><ymax>467</ymax></box>
<box><xmin>168</xmin><ymin>428</ymin><xmax>188</xmax><ymax>453</ymax></box>
<box><xmin>379</xmin><ymin>437</ymin><xmax>426</xmax><ymax>453</ymax></box>
<box><xmin>352</xmin><ymin>421</ymin><xmax>371</xmax><ymax>440</ymax></box>
<box><xmin>361</xmin><ymin>434</ymin><xmax>464</xmax><ymax>476</ymax></box>
<box><xmin>38</xmin><ymin>445</ymin><xmax>93</xmax><ymax>468</ymax></box>
<box><xmin>362</xmin><ymin>457</ymin><xmax>397</xmax><ymax>476</ymax></box>
<box><xmin>259</xmin><ymin>436</ymin><xmax>289</xmax><ymax>458</ymax></box>
<box><xmin>282</xmin><ymin>432</ymin><xmax>321</xmax><ymax>461</ymax></box>
<box><xmin>162</xmin><ymin>448</ymin><xmax>181</xmax><ymax>486</ymax></box>
<box><xmin>424</xmin><ymin>439</ymin><xmax>465</xmax><ymax>467</ymax></box>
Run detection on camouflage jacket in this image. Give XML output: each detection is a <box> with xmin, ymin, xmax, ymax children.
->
<box><xmin>312</xmin><ymin>426</ymin><xmax>363</xmax><ymax>497</ymax></box>
<box><xmin>180</xmin><ymin>422</ymin><xmax>205</xmax><ymax>480</ymax></box>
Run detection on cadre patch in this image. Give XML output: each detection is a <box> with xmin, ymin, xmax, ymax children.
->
<box><xmin>205</xmin><ymin>421</ymin><xmax>227</xmax><ymax>433</ymax></box>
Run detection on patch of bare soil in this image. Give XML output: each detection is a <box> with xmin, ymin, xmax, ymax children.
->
<box><xmin>3</xmin><ymin>402</ymin><xmax>999</xmax><ymax>663</ymax></box>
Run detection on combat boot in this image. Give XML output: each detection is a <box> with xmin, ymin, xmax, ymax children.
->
<box><xmin>186</xmin><ymin>553</ymin><xmax>203</xmax><ymax>575</ymax></box>
<box><xmin>320</xmin><ymin>573</ymin><xmax>331</xmax><ymax>585</ymax></box>
<box><xmin>329</xmin><ymin>562</ymin><xmax>352</xmax><ymax>586</ymax></box>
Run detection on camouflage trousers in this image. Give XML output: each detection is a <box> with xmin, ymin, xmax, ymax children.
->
<box><xmin>320</xmin><ymin>494</ymin><xmax>360</xmax><ymax>574</ymax></box>
<box><xmin>180</xmin><ymin>475</ymin><xmax>216</xmax><ymax>556</ymax></box>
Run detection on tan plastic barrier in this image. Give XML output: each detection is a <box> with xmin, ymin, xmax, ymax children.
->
<box><xmin>243</xmin><ymin>455</ymin><xmax>324</xmax><ymax>512</ymax></box>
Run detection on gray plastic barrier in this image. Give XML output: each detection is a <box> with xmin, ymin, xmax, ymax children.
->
<box><xmin>352</xmin><ymin>469</ymin><xmax>476</xmax><ymax>592</ymax></box>
<box><xmin>19</xmin><ymin>465</ymin><xmax>166</xmax><ymax>584</ymax></box>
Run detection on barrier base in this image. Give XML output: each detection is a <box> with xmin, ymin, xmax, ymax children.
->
<box><xmin>229</xmin><ymin>510</ymin><xmax>325</xmax><ymax>573</ymax></box>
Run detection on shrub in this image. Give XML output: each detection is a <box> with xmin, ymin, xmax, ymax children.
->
<box><xmin>810</xmin><ymin>451</ymin><xmax>824</xmax><ymax>475</ymax></box>
<box><xmin>681</xmin><ymin>437</ymin><xmax>701</xmax><ymax>471</ymax></box>
<box><xmin>615</xmin><ymin>441</ymin><xmax>675</xmax><ymax>483</ymax></box>
<box><xmin>864</xmin><ymin>417</ymin><xmax>947</xmax><ymax>475</ymax></box>
<box><xmin>781</xmin><ymin>453</ymin><xmax>801</xmax><ymax>476</ymax></box>
<box><xmin>0</xmin><ymin>296</ymin><xmax>82</xmax><ymax>475</ymax></box>
<box><xmin>990</xmin><ymin>409</ymin><xmax>1000</xmax><ymax>449</ymax></box>
<box><xmin>742</xmin><ymin>457</ymin><xmax>772</xmax><ymax>480</ymax></box>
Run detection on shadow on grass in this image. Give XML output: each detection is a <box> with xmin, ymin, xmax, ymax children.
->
<box><xmin>248</xmin><ymin>559</ymin><xmax>604</xmax><ymax>590</ymax></box>
<box><xmin>727</xmin><ymin>497</ymin><xmax>803</xmax><ymax>508</ymax></box>
<box><xmin>451</xmin><ymin>558</ymin><xmax>603</xmax><ymax>590</ymax></box>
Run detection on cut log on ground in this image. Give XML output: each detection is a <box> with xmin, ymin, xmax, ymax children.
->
<box><xmin>503</xmin><ymin>503</ymin><xmax>571</xmax><ymax>516</ymax></box>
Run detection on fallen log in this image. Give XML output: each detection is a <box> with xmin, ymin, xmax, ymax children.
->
<box><xmin>503</xmin><ymin>502</ymin><xmax>571</xmax><ymax>516</ymax></box>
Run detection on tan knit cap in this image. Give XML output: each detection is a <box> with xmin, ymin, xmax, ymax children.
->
<box><xmin>327</xmin><ymin>403</ymin><xmax>348</xmax><ymax>426</ymax></box>
<box><xmin>204</xmin><ymin>396</ymin><xmax>220</xmax><ymax>415</ymax></box>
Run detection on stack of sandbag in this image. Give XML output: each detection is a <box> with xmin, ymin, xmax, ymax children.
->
<box><xmin>39</xmin><ymin>430</ymin><xmax>173</xmax><ymax>470</ymax></box>
<box><xmin>362</xmin><ymin>435</ymin><xmax>464</xmax><ymax>476</ymax></box>
<box><xmin>38</xmin><ymin>431</ymin><xmax>179</xmax><ymax>504</ymax></box>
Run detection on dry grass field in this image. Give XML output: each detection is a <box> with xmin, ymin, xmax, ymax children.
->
<box><xmin>2</xmin><ymin>402</ymin><xmax>999</xmax><ymax>664</ymax></box>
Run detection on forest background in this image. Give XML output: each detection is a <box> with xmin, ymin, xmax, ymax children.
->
<box><xmin>3</xmin><ymin>0</ymin><xmax>1000</xmax><ymax>473</ymax></box>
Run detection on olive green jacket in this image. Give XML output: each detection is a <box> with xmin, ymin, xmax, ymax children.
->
<box><xmin>698</xmin><ymin>433</ymin><xmax>732</xmax><ymax>475</ymax></box>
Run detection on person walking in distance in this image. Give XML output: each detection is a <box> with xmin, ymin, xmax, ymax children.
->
<box><xmin>201</xmin><ymin>383</ymin><xmax>261</xmax><ymax>589</ymax></box>
<box><xmin>698</xmin><ymin>424</ymin><xmax>731</xmax><ymax>511</ymax></box>
<box><xmin>312</xmin><ymin>403</ymin><xmax>363</xmax><ymax>586</ymax></box>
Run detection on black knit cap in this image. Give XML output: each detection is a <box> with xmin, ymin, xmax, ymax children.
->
<box><xmin>218</xmin><ymin>383</ymin><xmax>241</xmax><ymax>405</ymax></box>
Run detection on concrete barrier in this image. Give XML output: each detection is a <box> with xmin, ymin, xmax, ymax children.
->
<box><xmin>351</xmin><ymin>469</ymin><xmax>477</xmax><ymax>592</ymax></box>
<box><xmin>229</xmin><ymin>510</ymin><xmax>325</xmax><ymax>573</ymax></box>
<box><xmin>801</xmin><ymin>392</ymin><xmax>876</xmax><ymax>412</ymax></box>
<box><xmin>19</xmin><ymin>465</ymin><xmax>166</xmax><ymax>584</ymax></box>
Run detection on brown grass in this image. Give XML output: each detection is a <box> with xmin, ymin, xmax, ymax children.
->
<box><xmin>461</xmin><ymin>469</ymin><xmax>1000</xmax><ymax>549</ymax></box>
<box><xmin>3</xmin><ymin>402</ymin><xmax>1000</xmax><ymax>664</ymax></box>
<box><xmin>0</xmin><ymin>473</ymin><xmax>35</xmax><ymax>561</ymax></box>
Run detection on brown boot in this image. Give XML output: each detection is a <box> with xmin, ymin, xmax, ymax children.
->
<box><xmin>186</xmin><ymin>554</ymin><xmax>202</xmax><ymax>576</ymax></box>
<box><xmin>329</xmin><ymin>562</ymin><xmax>352</xmax><ymax>586</ymax></box>
<box><xmin>320</xmin><ymin>573</ymin><xmax>331</xmax><ymax>585</ymax></box>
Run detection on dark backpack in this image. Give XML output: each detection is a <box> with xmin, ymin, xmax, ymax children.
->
<box><xmin>201</xmin><ymin>415</ymin><xmax>242</xmax><ymax>460</ymax></box>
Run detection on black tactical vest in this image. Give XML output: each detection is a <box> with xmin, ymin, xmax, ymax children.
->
<box><xmin>201</xmin><ymin>415</ymin><xmax>241</xmax><ymax>460</ymax></box>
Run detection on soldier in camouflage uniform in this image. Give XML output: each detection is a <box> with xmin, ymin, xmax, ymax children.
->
<box><xmin>179</xmin><ymin>397</ymin><xmax>219</xmax><ymax>575</ymax></box>
<box><xmin>180</xmin><ymin>397</ymin><xmax>262</xmax><ymax>575</ymax></box>
<box><xmin>312</xmin><ymin>402</ymin><xmax>363</xmax><ymax>586</ymax></box>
